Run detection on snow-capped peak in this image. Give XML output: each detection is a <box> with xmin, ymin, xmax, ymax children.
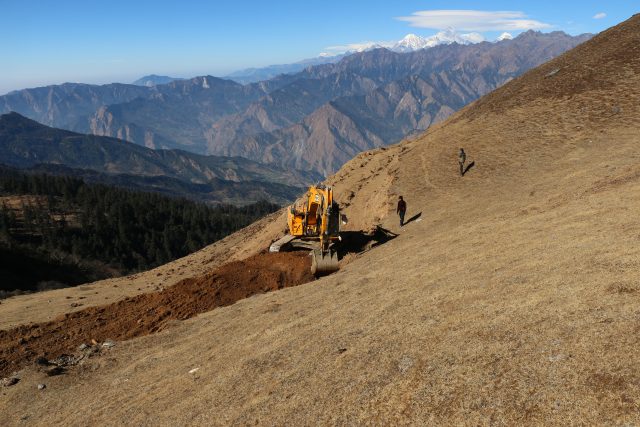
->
<box><xmin>320</xmin><ymin>29</ymin><xmax>488</xmax><ymax>57</ymax></box>
<box><xmin>395</xmin><ymin>34</ymin><xmax>426</xmax><ymax>50</ymax></box>
<box><xmin>497</xmin><ymin>32</ymin><xmax>514</xmax><ymax>41</ymax></box>
<box><xmin>392</xmin><ymin>29</ymin><xmax>485</xmax><ymax>53</ymax></box>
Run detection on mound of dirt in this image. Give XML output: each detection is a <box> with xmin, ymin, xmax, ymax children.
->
<box><xmin>0</xmin><ymin>251</ymin><xmax>314</xmax><ymax>377</ymax></box>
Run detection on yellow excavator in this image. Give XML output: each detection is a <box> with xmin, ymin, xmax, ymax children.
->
<box><xmin>269</xmin><ymin>184</ymin><xmax>342</xmax><ymax>275</ymax></box>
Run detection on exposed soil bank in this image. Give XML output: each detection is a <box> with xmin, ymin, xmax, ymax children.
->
<box><xmin>0</xmin><ymin>251</ymin><xmax>314</xmax><ymax>377</ymax></box>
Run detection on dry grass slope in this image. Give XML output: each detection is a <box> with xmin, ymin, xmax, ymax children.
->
<box><xmin>1</xmin><ymin>14</ymin><xmax>640</xmax><ymax>426</ymax></box>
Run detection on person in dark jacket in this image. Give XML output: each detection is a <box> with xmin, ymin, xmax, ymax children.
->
<box><xmin>397</xmin><ymin>196</ymin><xmax>407</xmax><ymax>226</ymax></box>
<box><xmin>459</xmin><ymin>148</ymin><xmax>466</xmax><ymax>176</ymax></box>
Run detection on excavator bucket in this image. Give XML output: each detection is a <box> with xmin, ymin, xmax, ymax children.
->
<box><xmin>310</xmin><ymin>249</ymin><xmax>339</xmax><ymax>276</ymax></box>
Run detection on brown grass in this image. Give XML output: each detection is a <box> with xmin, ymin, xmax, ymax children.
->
<box><xmin>1</xmin><ymin>14</ymin><xmax>640</xmax><ymax>426</ymax></box>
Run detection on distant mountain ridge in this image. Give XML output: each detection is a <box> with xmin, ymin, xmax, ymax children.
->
<box><xmin>0</xmin><ymin>31</ymin><xmax>592</xmax><ymax>176</ymax></box>
<box><xmin>0</xmin><ymin>83</ymin><xmax>152</xmax><ymax>132</ymax></box>
<box><xmin>205</xmin><ymin>31</ymin><xmax>592</xmax><ymax>174</ymax></box>
<box><xmin>89</xmin><ymin>76</ymin><xmax>270</xmax><ymax>151</ymax></box>
<box><xmin>225</xmin><ymin>55</ymin><xmax>347</xmax><ymax>85</ymax></box>
<box><xmin>339</xmin><ymin>29</ymin><xmax>487</xmax><ymax>55</ymax></box>
<box><xmin>225</xmin><ymin>30</ymin><xmax>488</xmax><ymax>84</ymax></box>
<box><xmin>0</xmin><ymin>112</ymin><xmax>317</xmax><ymax>204</ymax></box>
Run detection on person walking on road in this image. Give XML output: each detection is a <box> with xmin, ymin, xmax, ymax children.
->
<box><xmin>459</xmin><ymin>148</ymin><xmax>466</xmax><ymax>176</ymax></box>
<box><xmin>397</xmin><ymin>196</ymin><xmax>407</xmax><ymax>227</ymax></box>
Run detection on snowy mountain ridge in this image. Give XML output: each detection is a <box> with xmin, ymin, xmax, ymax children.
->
<box><xmin>392</xmin><ymin>29</ymin><xmax>486</xmax><ymax>52</ymax></box>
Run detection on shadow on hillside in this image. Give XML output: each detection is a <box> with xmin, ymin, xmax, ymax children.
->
<box><xmin>338</xmin><ymin>226</ymin><xmax>398</xmax><ymax>257</ymax></box>
<box><xmin>403</xmin><ymin>212</ymin><xmax>422</xmax><ymax>226</ymax></box>
<box><xmin>462</xmin><ymin>161</ymin><xmax>475</xmax><ymax>176</ymax></box>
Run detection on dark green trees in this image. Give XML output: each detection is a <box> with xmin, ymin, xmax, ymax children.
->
<box><xmin>0</xmin><ymin>166</ymin><xmax>280</xmax><ymax>292</ymax></box>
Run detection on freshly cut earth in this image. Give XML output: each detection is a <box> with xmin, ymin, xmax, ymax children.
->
<box><xmin>0</xmin><ymin>251</ymin><xmax>314</xmax><ymax>377</ymax></box>
<box><xmin>1</xmin><ymin>14</ymin><xmax>639</xmax><ymax>426</ymax></box>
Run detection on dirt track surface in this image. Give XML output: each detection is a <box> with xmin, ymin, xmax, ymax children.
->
<box><xmin>0</xmin><ymin>251</ymin><xmax>313</xmax><ymax>378</ymax></box>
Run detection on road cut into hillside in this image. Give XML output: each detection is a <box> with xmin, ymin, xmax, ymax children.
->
<box><xmin>0</xmin><ymin>251</ymin><xmax>314</xmax><ymax>378</ymax></box>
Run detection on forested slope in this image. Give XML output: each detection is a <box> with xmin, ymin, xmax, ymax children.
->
<box><xmin>0</xmin><ymin>166</ymin><xmax>278</xmax><ymax>296</ymax></box>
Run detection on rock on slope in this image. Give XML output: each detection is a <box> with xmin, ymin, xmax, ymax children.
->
<box><xmin>1</xmin><ymin>15</ymin><xmax>640</xmax><ymax>425</ymax></box>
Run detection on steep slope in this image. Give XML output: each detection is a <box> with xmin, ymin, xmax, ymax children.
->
<box><xmin>1</xmin><ymin>15</ymin><xmax>639</xmax><ymax>425</ymax></box>
<box><xmin>0</xmin><ymin>113</ymin><xmax>316</xmax><ymax>204</ymax></box>
<box><xmin>327</xmin><ymin>19</ymin><xmax>639</xmax><ymax>230</ymax></box>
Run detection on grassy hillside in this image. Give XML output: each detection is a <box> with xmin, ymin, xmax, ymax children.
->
<box><xmin>0</xmin><ymin>14</ymin><xmax>639</xmax><ymax>426</ymax></box>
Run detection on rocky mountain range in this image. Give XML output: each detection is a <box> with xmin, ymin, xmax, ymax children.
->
<box><xmin>224</xmin><ymin>29</ymin><xmax>487</xmax><ymax>84</ymax></box>
<box><xmin>351</xmin><ymin>29</ymin><xmax>486</xmax><ymax>54</ymax></box>
<box><xmin>206</xmin><ymin>31</ymin><xmax>592</xmax><ymax>174</ymax></box>
<box><xmin>0</xmin><ymin>83</ymin><xmax>151</xmax><ymax>132</ymax></box>
<box><xmin>0</xmin><ymin>31</ymin><xmax>592</xmax><ymax>176</ymax></box>
<box><xmin>0</xmin><ymin>112</ymin><xmax>317</xmax><ymax>204</ymax></box>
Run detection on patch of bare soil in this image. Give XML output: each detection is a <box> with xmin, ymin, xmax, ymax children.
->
<box><xmin>0</xmin><ymin>251</ymin><xmax>314</xmax><ymax>377</ymax></box>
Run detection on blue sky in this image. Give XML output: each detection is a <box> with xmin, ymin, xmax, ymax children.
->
<box><xmin>0</xmin><ymin>0</ymin><xmax>636</xmax><ymax>94</ymax></box>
